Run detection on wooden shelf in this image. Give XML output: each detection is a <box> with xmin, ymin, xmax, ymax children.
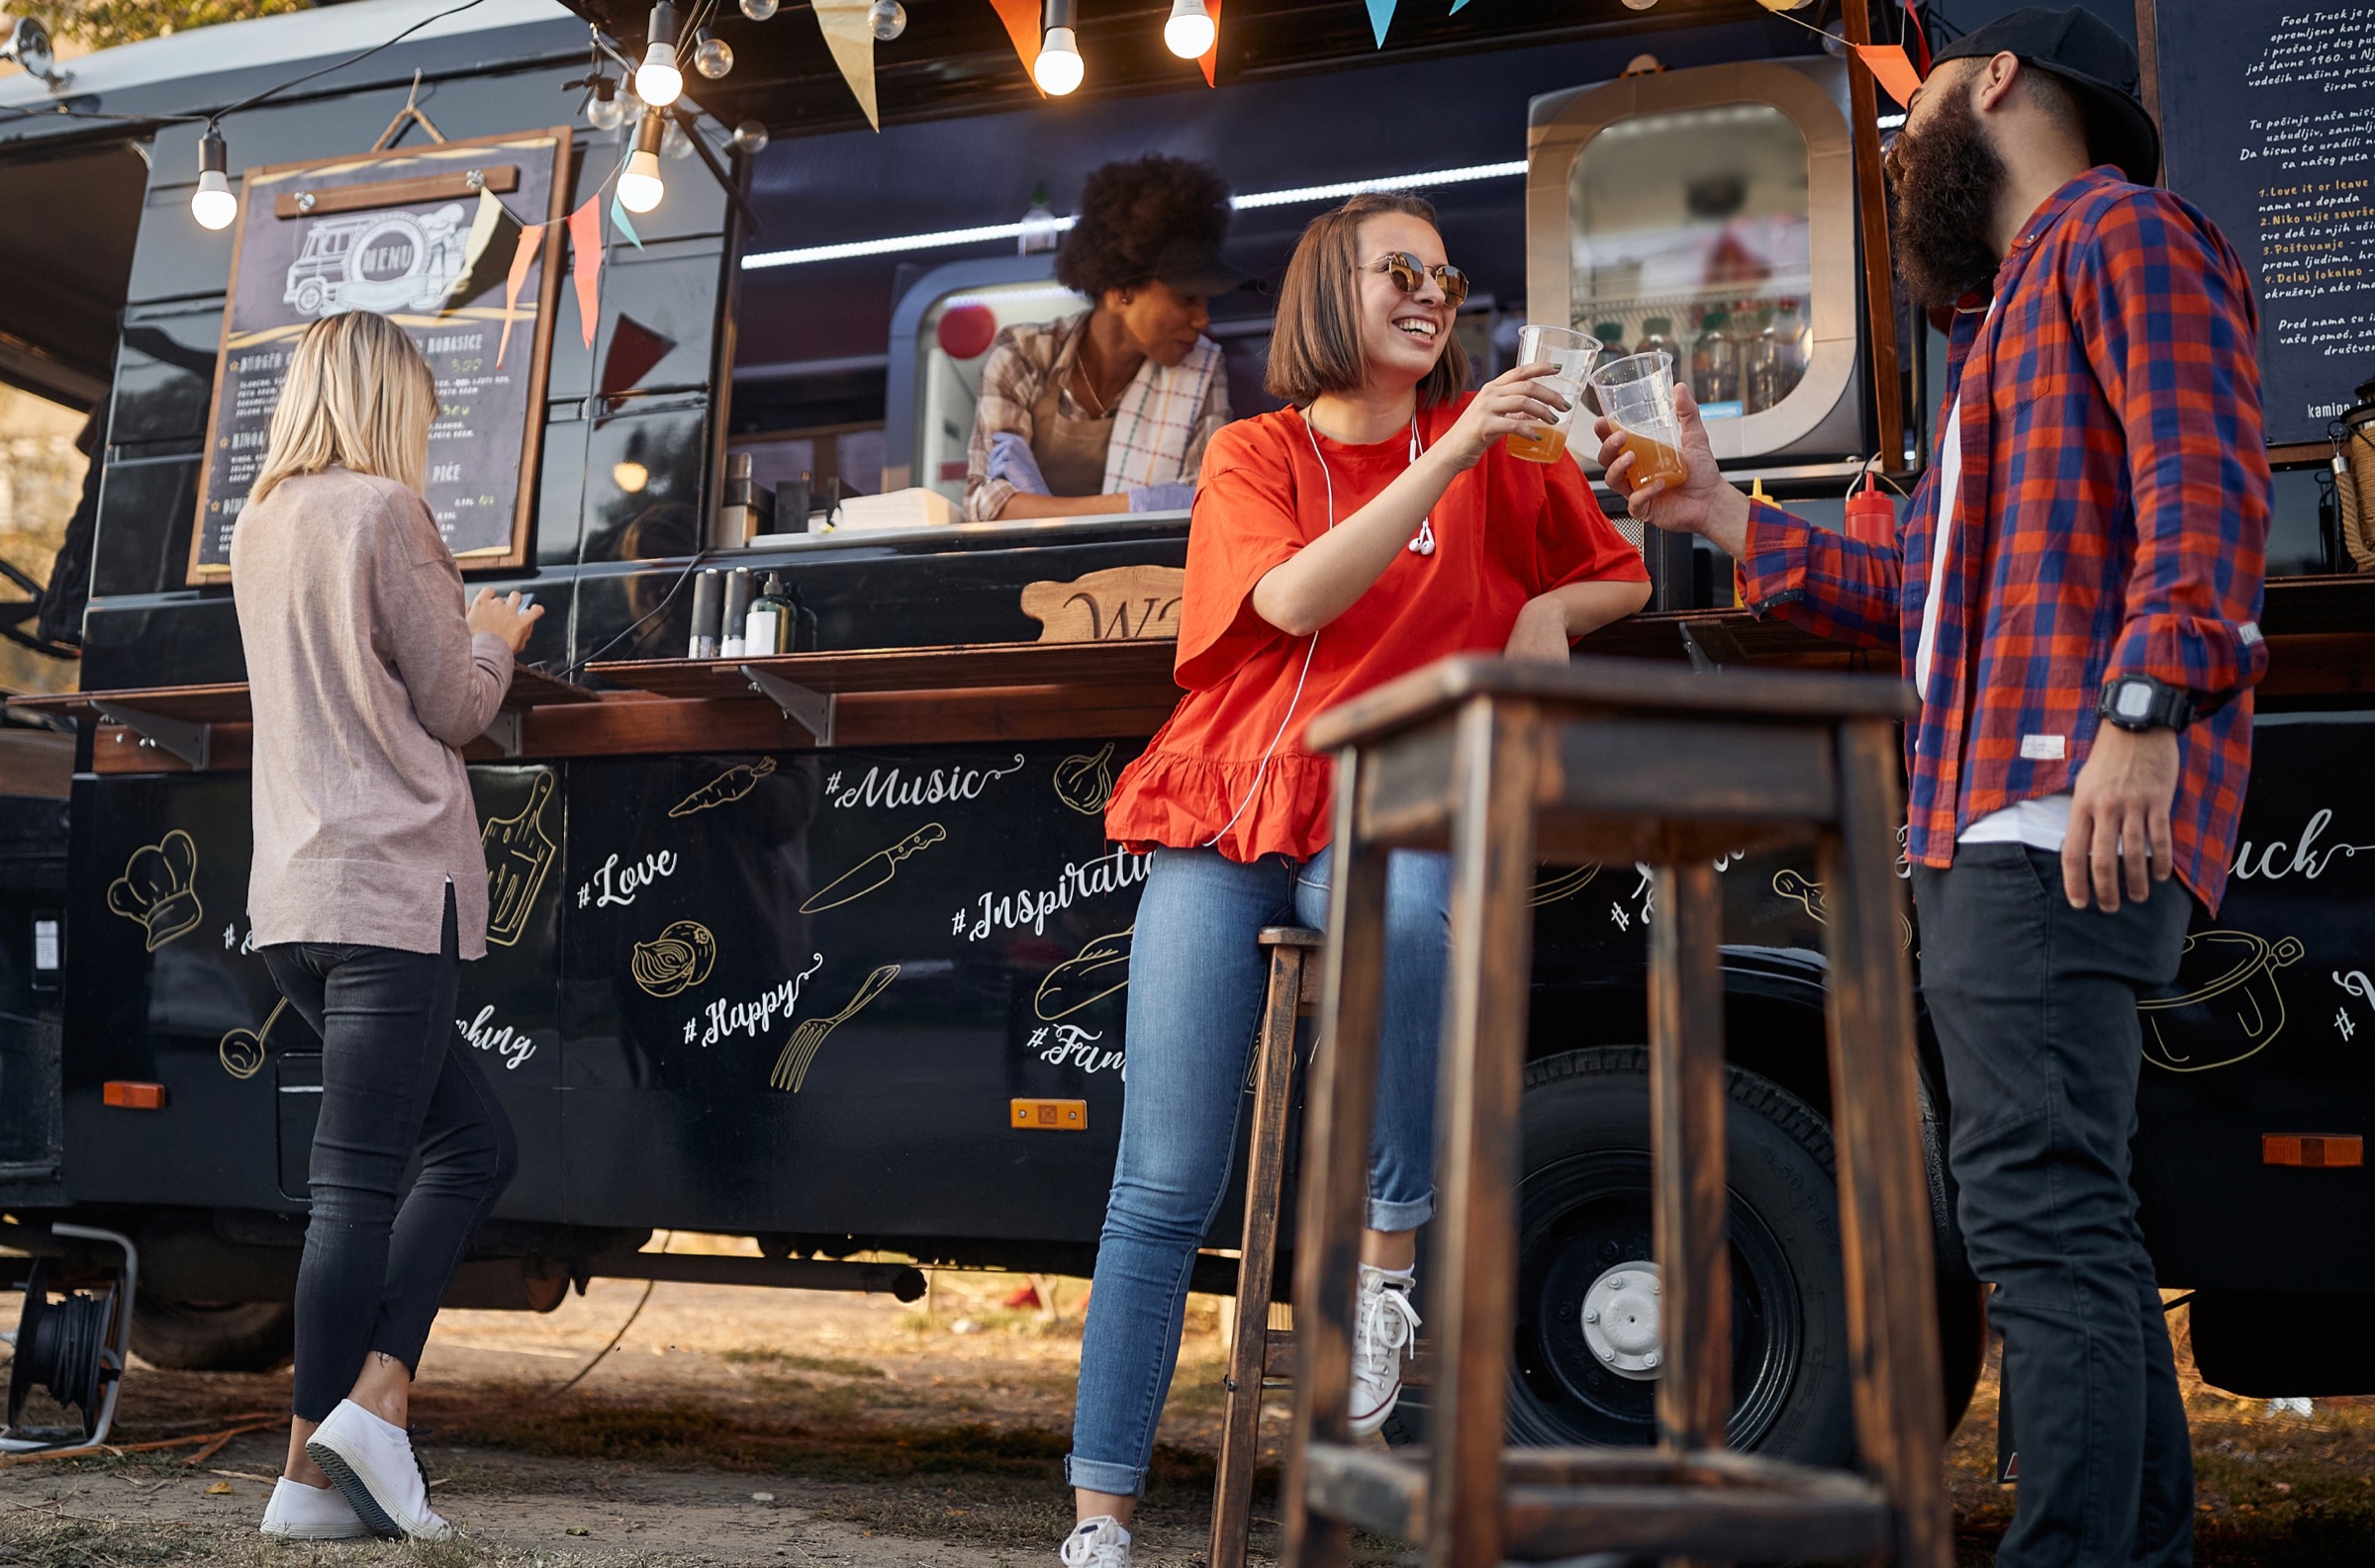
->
<box><xmin>589</xmin><ymin>639</ymin><xmax>1180</xmax><ymax>699</ymax></box>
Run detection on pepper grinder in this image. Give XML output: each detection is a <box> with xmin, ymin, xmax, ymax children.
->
<box><xmin>719</xmin><ymin>567</ymin><xmax>753</xmax><ymax>657</ymax></box>
<box><xmin>688</xmin><ymin>569</ymin><xmax>723</xmax><ymax>659</ymax></box>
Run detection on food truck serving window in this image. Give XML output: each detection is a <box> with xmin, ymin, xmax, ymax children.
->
<box><xmin>911</xmin><ymin>278</ymin><xmax>1087</xmax><ymax>510</ymax></box>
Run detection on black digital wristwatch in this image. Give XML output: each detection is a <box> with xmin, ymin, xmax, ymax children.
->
<box><xmin>2097</xmin><ymin>675</ymin><xmax>2193</xmax><ymax>733</ymax></box>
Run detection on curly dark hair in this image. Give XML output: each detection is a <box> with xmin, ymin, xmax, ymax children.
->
<box><xmin>1055</xmin><ymin>155</ymin><xmax>1231</xmax><ymax>300</ymax></box>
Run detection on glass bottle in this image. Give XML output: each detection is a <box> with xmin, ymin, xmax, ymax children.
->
<box><xmin>1018</xmin><ymin>182</ymin><xmax>1060</xmax><ymax>255</ymax></box>
<box><xmin>1634</xmin><ymin>315</ymin><xmax>1674</xmax><ymax>362</ymax></box>
<box><xmin>1592</xmin><ymin>321</ymin><xmax>1627</xmax><ymax>356</ymax></box>
<box><xmin>1743</xmin><ymin>308</ymin><xmax>1780</xmax><ymax>414</ymax></box>
<box><xmin>744</xmin><ymin>573</ymin><xmax>795</xmax><ymax>656</ymax></box>
<box><xmin>1689</xmin><ymin>309</ymin><xmax>1738</xmax><ymax>407</ymax></box>
<box><xmin>1773</xmin><ymin>298</ymin><xmax>1808</xmax><ymax>401</ymax></box>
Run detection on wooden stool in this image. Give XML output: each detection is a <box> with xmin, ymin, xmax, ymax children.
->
<box><xmin>1208</xmin><ymin>925</ymin><xmax>1322</xmax><ymax>1568</ymax></box>
<box><xmin>1282</xmin><ymin>656</ymin><xmax>1947</xmax><ymax>1568</ymax></box>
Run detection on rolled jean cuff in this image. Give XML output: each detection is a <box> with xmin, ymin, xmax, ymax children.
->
<box><xmin>1065</xmin><ymin>1452</ymin><xmax>1144</xmax><ymax>1497</ymax></box>
<box><xmin>1368</xmin><ymin>1190</ymin><xmax>1434</xmax><ymax>1232</ymax></box>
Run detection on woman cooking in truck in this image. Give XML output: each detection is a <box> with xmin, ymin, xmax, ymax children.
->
<box><xmin>962</xmin><ymin>154</ymin><xmax>1241</xmax><ymax>520</ymax></box>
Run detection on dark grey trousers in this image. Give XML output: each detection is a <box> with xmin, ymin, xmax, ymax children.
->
<box><xmin>1912</xmin><ymin>844</ymin><xmax>2195</xmax><ymax>1568</ymax></box>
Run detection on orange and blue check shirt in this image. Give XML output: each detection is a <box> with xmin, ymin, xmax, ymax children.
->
<box><xmin>1741</xmin><ymin>168</ymin><xmax>2270</xmax><ymax>913</ymax></box>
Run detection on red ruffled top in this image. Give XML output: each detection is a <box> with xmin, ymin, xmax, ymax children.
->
<box><xmin>1105</xmin><ymin>398</ymin><xmax>1646</xmax><ymax>863</ymax></box>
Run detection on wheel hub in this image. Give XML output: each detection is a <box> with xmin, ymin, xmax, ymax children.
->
<box><xmin>1579</xmin><ymin>1259</ymin><xmax>1662</xmax><ymax>1379</ymax></box>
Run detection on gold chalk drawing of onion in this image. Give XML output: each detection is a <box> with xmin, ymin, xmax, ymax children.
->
<box><xmin>2139</xmin><ymin>929</ymin><xmax>2303</xmax><ymax>1073</ymax></box>
<box><xmin>1054</xmin><ymin>742</ymin><xmax>1116</xmax><ymax>815</ymax></box>
<box><xmin>630</xmin><ymin>919</ymin><xmax>717</xmax><ymax>998</ymax></box>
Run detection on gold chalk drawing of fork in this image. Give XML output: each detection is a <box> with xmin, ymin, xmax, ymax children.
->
<box><xmin>772</xmin><ymin>964</ymin><xmax>901</xmax><ymax>1093</ymax></box>
<box><xmin>799</xmin><ymin>823</ymin><xmax>946</xmax><ymax>914</ymax></box>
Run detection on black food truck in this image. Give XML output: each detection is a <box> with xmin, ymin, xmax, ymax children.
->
<box><xmin>2</xmin><ymin>0</ymin><xmax>2371</xmax><ymax>1466</ymax></box>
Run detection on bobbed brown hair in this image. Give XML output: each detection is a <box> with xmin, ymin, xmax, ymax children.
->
<box><xmin>1264</xmin><ymin>193</ymin><xmax>1471</xmax><ymax>409</ymax></box>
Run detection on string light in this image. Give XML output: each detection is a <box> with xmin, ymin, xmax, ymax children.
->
<box><xmin>636</xmin><ymin>1</ymin><xmax>686</xmax><ymax>108</ymax></box>
<box><xmin>740</xmin><ymin>0</ymin><xmax>777</xmax><ymax>17</ymax></box>
<box><xmin>868</xmin><ymin>0</ymin><xmax>906</xmax><ymax>42</ymax></box>
<box><xmin>693</xmin><ymin>28</ymin><xmax>733</xmax><ymax>79</ymax></box>
<box><xmin>1034</xmin><ymin>0</ymin><xmax>1085</xmax><ymax>95</ymax></box>
<box><xmin>618</xmin><ymin>109</ymin><xmax>668</xmax><ymax>213</ymax></box>
<box><xmin>586</xmin><ymin>73</ymin><xmax>625</xmax><ymax>130</ymax></box>
<box><xmin>1163</xmin><ymin>0</ymin><xmax>1214</xmax><ymax>59</ymax></box>
<box><xmin>190</xmin><ymin>126</ymin><xmax>238</xmax><ymax>231</ymax></box>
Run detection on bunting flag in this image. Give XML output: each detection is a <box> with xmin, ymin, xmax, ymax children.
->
<box><xmin>986</xmin><ymin>0</ymin><xmax>1042</xmax><ymax>88</ymax></box>
<box><xmin>446</xmin><ymin>186</ymin><xmax>523</xmax><ymax>308</ymax></box>
<box><xmin>1198</xmin><ymin>0</ymin><xmax>1222</xmax><ymax>85</ymax></box>
<box><xmin>566</xmin><ymin>194</ymin><xmax>605</xmax><ymax>350</ymax></box>
<box><xmin>610</xmin><ymin>188</ymin><xmax>645</xmax><ymax>250</ymax></box>
<box><xmin>1852</xmin><ymin>43</ymin><xmax>1923</xmax><ymax>111</ymax></box>
<box><xmin>496</xmin><ymin>221</ymin><xmax>543</xmax><ymax>370</ymax></box>
<box><xmin>1365</xmin><ymin>0</ymin><xmax>1394</xmax><ymax>47</ymax></box>
<box><xmin>814</xmin><ymin>0</ymin><xmax>881</xmax><ymax>129</ymax></box>
<box><xmin>601</xmin><ymin>315</ymin><xmax>679</xmax><ymax>395</ymax></box>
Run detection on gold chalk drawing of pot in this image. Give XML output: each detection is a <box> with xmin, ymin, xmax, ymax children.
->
<box><xmin>630</xmin><ymin>920</ymin><xmax>717</xmax><ymax>998</ymax></box>
<box><xmin>1036</xmin><ymin>928</ymin><xmax>1133</xmax><ymax>1021</ymax></box>
<box><xmin>2139</xmin><ymin>929</ymin><xmax>2304</xmax><ymax>1074</ymax></box>
<box><xmin>1771</xmin><ymin>869</ymin><xmax>1914</xmax><ymax>952</ymax></box>
<box><xmin>108</xmin><ymin>829</ymin><xmax>204</xmax><ymax>952</ymax></box>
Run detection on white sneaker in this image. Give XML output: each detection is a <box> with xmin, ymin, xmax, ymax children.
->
<box><xmin>1060</xmin><ymin>1516</ymin><xmax>1132</xmax><ymax>1568</ymax></box>
<box><xmin>304</xmin><ymin>1399</ymin><xmax>453</xmax><ymax>1541</ymax></box>
<box><xmin>258</xmin><ymin>1475</ymin><xmax>370</xmax><ymax>1540</ymax></box>
<box><xmin>1350</xmin><ymin>1263</ymin><xmax>1420</xmax><ymax>1437</ymax></box>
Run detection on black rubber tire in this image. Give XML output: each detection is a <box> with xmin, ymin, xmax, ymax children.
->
<box><xmin>129</xmin><ymin>1293</ymin><xmax>295</xmax><ymax>1372</ymax></box>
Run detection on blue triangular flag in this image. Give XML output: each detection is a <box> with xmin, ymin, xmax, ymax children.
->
<box><xmin>609</xmin><ymin>189</ymin><xmax>644</xmax><ymax>250</ymax></box>
<box><xmin>1448</xmin><ymin>0</ymin><xmax>1469</xmax><ymax>12</ymax></box>
<box><xmin>1366</xmin><ymin>0</ymin><xmax>1394</xmax><ymax>46</ymax></box>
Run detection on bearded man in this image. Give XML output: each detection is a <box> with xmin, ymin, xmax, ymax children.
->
<box><xmin>1598</xmin><ymin>9</ymin><xmax>2268</xmax><ymax>1563</ymax></box>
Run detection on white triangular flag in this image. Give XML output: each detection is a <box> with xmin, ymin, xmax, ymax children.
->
<box><xmin>813</xmin><ymin>0</ymin><xmax>880</xmax><ymax>131</ymax></box>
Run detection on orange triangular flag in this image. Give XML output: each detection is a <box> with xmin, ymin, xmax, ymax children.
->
<box><xmin>1199</xmin><ymin>0</ymin><xmax>1222</xmax><ymax>86</ymax></box>
<box><xmin>566</xmin><ymin>195</ymin><xmax>603</xmax><ymax>350</ymax></box>
<box><xmin>1853</xmin><ymin>43</ymin><xmax>1923</xmax><ymax>111</ymax></box>
<box><xmin>497</xmin><ymin>221</ymin><xmax>543</xmax><ymax>370</ymax></box>
<box><xmin>986</xmin><ymin>0</ymin><xmax>1042</xmax><ymax>92</ymax></box>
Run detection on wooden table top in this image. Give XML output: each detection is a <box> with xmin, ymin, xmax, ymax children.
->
<box><xmin>5</xmin><ymin>663</ymin><xmax>598</xmax><ymax>724</ymax></box>
<box><xmin>588</xmin><ymin>638</ymin><xmax>1182</xmax><ymax>699</ymax></box>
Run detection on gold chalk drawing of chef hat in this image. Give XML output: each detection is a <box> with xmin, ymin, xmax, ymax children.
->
<box><xmin>107</xmin><ymin>829</ymin><xmax>205</xmax><ymax>952</ymax></box>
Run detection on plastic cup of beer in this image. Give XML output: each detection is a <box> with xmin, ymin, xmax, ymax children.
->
<box><xmin>1504</xmin><ymin>325</ymin><xmax>1600</xmax><ymax>463</ymax></box>
<box><xmin>1589</xmin><ymin>349</ymin><xmax>1689</xmax><ymax>490</ymax></box>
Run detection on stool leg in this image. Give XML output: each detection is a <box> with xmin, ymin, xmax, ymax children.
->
<box><xmin>1821</xmin><ymin>718</ymin><xmax>1948</xmax><ymax>1568</ymax></box>
<box><xmin>1425</xmin><ymin>698</ymin><xmax>1542</xmax><ymax>1568</ymax></box>
<box><xmin>1282</xmin><ymin>754</ymin><xmax>1390</xmax><ymax>1568</ymax></box>
<box><xmin>1210</xmin><ymin>945</ymin><xmax>1305</xmax><ymax>1568</ymax></box>
<box><xmin>1650</xmin><ymin>862</ymin><xmax>1731</xmax><ymax>1456</ymax></box>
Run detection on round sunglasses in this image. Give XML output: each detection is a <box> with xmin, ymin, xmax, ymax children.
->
<box><xmin>1366</xmin><ymin>250</ymin><xmax>1471</xmax><ymax>308</ymax></box>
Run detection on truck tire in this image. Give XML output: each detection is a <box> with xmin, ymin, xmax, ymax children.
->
<box><xmin>1384</xmin><ymin>1047</ymin><xmax>1977</xmax><ymax>1464</ymax></box>
<box><xmin>130</xmin><ymin>1293</ymin><xmax>295</xmax><ymax>1372</ymax></box>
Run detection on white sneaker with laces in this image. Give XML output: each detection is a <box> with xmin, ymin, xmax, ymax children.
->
<box><xmin>258</xmin><ymin>1475</ymin><xmax>370</xmax><ymax>1540</ymax></box>
<box><xmin>1060</xmin><ymin>1515</ymin><xmax>1132</xmax><ymax>1568</ymax></box>
<box><xmin>1350</xmin><ymin>1263</ymin><xmax>1420</xmax><ymax>1437</ymax></box>
<box><xmin>303</xmin><ymin>1399</ymin><xmax>453</xmax><ymax>1541</ymax></box>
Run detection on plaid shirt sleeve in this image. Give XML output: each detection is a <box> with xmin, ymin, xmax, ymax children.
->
<box><xmin>963</xmin><ymin>326</ymin><xmax>1056</xmax><ymax>523</ymax></box>
<box><xmin>1738</xmin><ymin>492</ymin><xmax>1914</xmax><ymax>652</ymax></box>
<box><xmin>2070</xmin><ymin>189</ymin><xmax>2271</xmax><ymax>707</ymax></box>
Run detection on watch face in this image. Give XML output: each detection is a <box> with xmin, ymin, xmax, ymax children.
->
<box><xmin>2115</xmin><ymin>681</ymin><xmax>2155</xmax><ymax>721</ymax></box>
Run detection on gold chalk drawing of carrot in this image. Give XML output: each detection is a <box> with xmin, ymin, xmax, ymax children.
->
<box><xmin>800</xmin><ymin>822</ymin><xmax>946</xmax><ymax>914</ymax></box>
<box><xmin>670</xmin><ymin>757</ymin><xmax>777</xmax><ymax>818</ymax></box>
<box><xmin>772</xmin><ymin>964</ymin><xmax>901</xmax><ymax>1092</ymax></box>
<box><xmin>1035</xmin><ymin>928</ymin><xmax>1133</xmax><ymax>1021</ymax></box>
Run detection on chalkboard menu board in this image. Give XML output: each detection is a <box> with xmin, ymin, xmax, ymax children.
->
<box><xmin>187</xmin><ymin>128</ymin><xmax>573</xmax><ymax>584</ymax></box>
<box><xmin>2155</xmin><ymin>2</ymin><xmax>2375</xmax><ymax>447</ymax></box>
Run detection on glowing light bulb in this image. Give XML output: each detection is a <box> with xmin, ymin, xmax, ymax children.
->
<box><xmin>613</xmin><ymin>460</ymin><xmax>650</xmax><ymax>493</ymax></box>
<box><xmin>740</xmin><ymin>0</ymin><xmax>777</xmax><ymax>18</ymax></box>
<box><xmin>637</xmin><ymin>42</ymin><xmax>684</xmax><ymax>106</ymax></box>
<box><xmin>1033</xmin><ymin>27</ymin><xmax>1084</xmax><ymax>94</ymax></box>
<box><xmin>1164</xmin><ymin>0</ymin><xmax>1213</xmax><ymax>58</ymax></box>
<box><xmin>190</xmin><ymin>128</ymin><xmax>237</xmax><ymax>231</ymax></box>
<box><xmin>868</xmin><ymin>0</ymin><xmax>905</xmax><ymax>40</ymax></box>
<box><xmin>693</xmin><ymin>30</ymin><xmax>732</xmax><ymax>78</ymax></box>
<box><xmin>618</xmin><ymin>111</ymin><xmax>667</xmax><ymax>213</ymax></box>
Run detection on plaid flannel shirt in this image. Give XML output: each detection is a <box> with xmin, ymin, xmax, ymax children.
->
<box><xmin>1741</xmin><ymin>168</ymin><xmax>2270</xmax><ymax>912</ymax></box>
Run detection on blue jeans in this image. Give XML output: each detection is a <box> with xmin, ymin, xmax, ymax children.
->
<box><xmin>1914</xmin><ymin>846</ymin><xmax>2194</xmax><ymax>1567</ymax></box>
<box><xmin>1066</xmin><ymin>844</ymin><xmax>1451</xmax><ymax>1496</ymax></box>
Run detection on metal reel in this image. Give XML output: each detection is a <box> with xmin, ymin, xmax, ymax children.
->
<box><xmin>4</xmin><ymin>1230</ymin><xmax>136</xmax><ymax>1450</ymax></box>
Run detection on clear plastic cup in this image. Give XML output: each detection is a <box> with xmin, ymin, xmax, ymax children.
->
<box><xmin>1589</xmin><ymin>349</ymin><xmax>1688</xmax><ymax>490</ymax></box>
<box><xmin>1504</xmin><ymin>326</ymin><xmax>1599</xmax><ymax>464</ymax></box>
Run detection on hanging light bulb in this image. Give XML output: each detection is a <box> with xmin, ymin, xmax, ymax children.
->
<box><xmin>1163</xmin><ymin>0</ymin><xmax>1213</xmax><ymax>59</ymax></box>
<box><xmin>585</xmin><ymin>73</ymin><xmax>625</xmax><ymax>131</ymax></box>
<box><xmin>636</xmin><ymin>1</ymin><xmax>685</xmax><ymax>108</ymax></box>
<box><xmin>731</xmin><ymin>120</ymin><xmax>770</xmax><ymax>156</ymax></box>
<box><xmin>867</xmin><ymin>0</ymin><xmax>906</xmax><ymax>41</ymax></box>
<box><xmin>190</xmin><ymin>126</ymin><xmax>238</xmax><ymax>231</ymax></box>
<box><xmin>740</xmin><ymin>0</ymin><xmax>778</xmax><ymax>18</ymax></box>
<box><xmin>618</xmin><ymin>109</ymin><xmax>668</xmax><ymax>213</ymax></box>
<box><xmin>1034</xmin><ymin>0</ymin><xmax>1084</xmax><ymax>95</ymax></box>
<box><xmin>1620</xmin><ymin>0</ymin><xmax>1659</xmax><ymax>9</ymax></box>
<box><xmin>662</xmin><ymin>116</ymin><xmax>697</xmax><ymax>160</ymax></box>
<box><xmin>693</xmin><ymin>28</ymin><xmax>733</xmax><ymax>79</ymax></box>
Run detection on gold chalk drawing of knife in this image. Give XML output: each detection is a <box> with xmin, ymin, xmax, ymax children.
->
<box><xmin>772</xmin><ymin>964</ymin><xmax>901</xmax><ymax>1092</ymax></box>
<box><xmin>799</xmin><ymin>822</ymin><xmax>946</xmax><ymax>914</ymax></box>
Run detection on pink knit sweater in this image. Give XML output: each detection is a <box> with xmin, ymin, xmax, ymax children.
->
<box><xmin>231</xmin><ymin>467</ymin><xmax>513</xmax><ymax>959</ymax></box>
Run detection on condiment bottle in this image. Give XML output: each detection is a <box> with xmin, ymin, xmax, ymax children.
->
<box><xmin>744</xmin><ymin>573</ymin><xmax>794</xmax><ymax>656</ymax></box>
<box><xmin>688</xmin><ymin>569</ymin><xmax>723</xmax><ymax>660</ymax></box>
<box><xmin>1845</xmin><ymin>472</ymin><xmax>1895</xmax><ymax>547</ymax></box>
<box><xmin>1018</xmin><ymin>182</ymin><xmax>1060</xmax><ymax>255</ymax></box>
<box><xmin>719</xmin><ymin>567</ymin><xmax>753</xmax><ymax>658</ymax></box>
<box><xmin>1771</xmin><ymin>299</ymin><xmax>1807</xmax><ymax>402</ymax></box>
<box><xmin>1592</xmin><ymin>321</ymin><xmax>1627</xmax><ymax>355</ymax></box>
<box><xmin>1634</xmin><ymin>316</ymin><xmax>1673</xmax><ymax>361</ymax></box>
<box><xmin>1690</xmin><ymin>310</ymin><xmax>1738</xmax><ymax>407</ymax></box>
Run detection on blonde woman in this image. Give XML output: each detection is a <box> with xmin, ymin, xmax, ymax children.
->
<box><xmin>232</xmin><ymin>311</ymin><xmax>538</xmax><ymax>1543</ymax></box>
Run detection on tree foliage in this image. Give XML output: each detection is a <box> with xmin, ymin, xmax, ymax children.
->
<box><xmin>16</xmin><ymin>2</ymin><xmax>311</xmax><ymax>50</ymax></box>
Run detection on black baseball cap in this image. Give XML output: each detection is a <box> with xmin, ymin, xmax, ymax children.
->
<box><xmin>1146</xmin><ymin>234</ymin><xmax>1252</xmax><ymax>299</ymax></box>
<box><xmin>1930</xmin><ymin>6</ymin><xmax>2159</xmax><ymax>186</ymax></box>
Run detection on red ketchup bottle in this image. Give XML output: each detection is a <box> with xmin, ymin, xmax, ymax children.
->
<box><xmin>1844</xmin><ymin>472</ymin><xmax>1896</xmax><ymax>548</ymax></box>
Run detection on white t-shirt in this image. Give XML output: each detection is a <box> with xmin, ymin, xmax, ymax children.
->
<box><xmin>1912</xmin><ymin>301</ymin><xmax>2072</xmax><ymax>853</ymax></box>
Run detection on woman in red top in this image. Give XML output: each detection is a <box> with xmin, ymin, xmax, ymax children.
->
<box><xmin>1058</xmin><ymin>194</ymin><xmax>1648</xmax><ymax>1568</ymax></box>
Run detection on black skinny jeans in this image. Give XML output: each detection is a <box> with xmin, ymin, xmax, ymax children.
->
<box><xmin>263</xmin><ymin>886</ymin><xmax>518</xmax><ymax>1423</ymax></box>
